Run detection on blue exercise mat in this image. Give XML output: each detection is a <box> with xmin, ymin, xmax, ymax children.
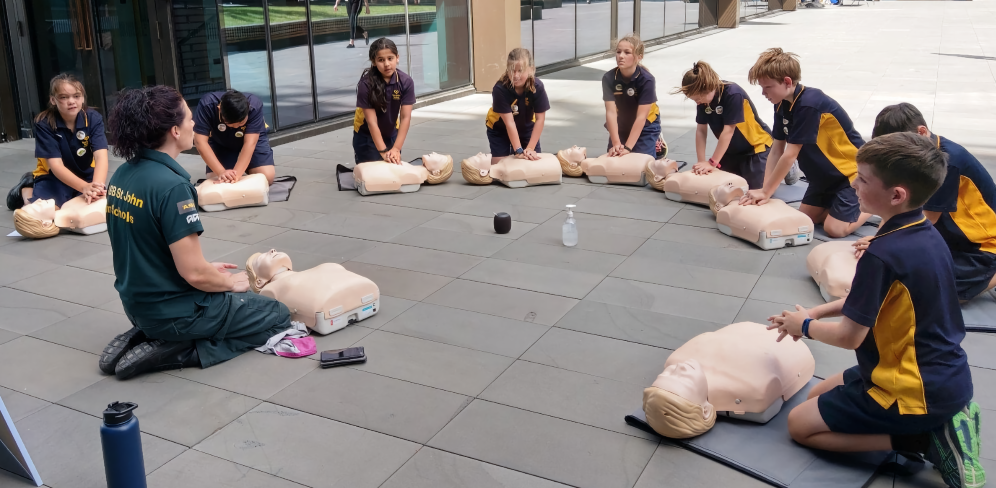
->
<box><xmin>772</xmin><ymin>182</ymin><xmax>808</xmax><ymax>203</ymax></box>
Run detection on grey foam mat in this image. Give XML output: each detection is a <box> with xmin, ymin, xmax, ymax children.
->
<box><xmin>625</xmin><ymin>378</ymin><xmax>894</xmax><ymax>488</ymax></box>
<box><xmin>813</xmin><ymin>224</ymin><xmax>879</xmax><ymax>242</ymax></box>
<box><xmin>963</xmin><ymin>290</ymin><xmax>996</xmax><ymax>333</ymax></box>
<box><xmin>772</xmin><ymin>182</ymin><xmax>808</xmax><ymax>203</ymax></box>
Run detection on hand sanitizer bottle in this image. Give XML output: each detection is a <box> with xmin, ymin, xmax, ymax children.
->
<box><xmin>562</xmin><ymin>204</ymin><xmax>578</xmax><ymax>247</ymax></box>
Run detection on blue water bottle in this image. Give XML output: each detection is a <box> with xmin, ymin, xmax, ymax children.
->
<box><xmin>100</xmin><ymin>401</ymin><xmax>147</xmax><ymax>488</ymax></box>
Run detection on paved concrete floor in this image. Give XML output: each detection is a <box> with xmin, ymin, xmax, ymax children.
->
<box><xmin>3</xmin><ymin>1</ymin><xmax>996</xmax><ymax>487</ymax></box>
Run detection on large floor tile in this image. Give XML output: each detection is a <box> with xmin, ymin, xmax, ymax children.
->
<box><xmin>199</xmin><ymin>216</ymin><xmax>287</xmax><ymax>244</ymax></box>
<box><xmin>586</xmin><ymin>277</ymin><xmax>744</xmax><ymax>324</ymax></box>
<box><xmin>424</xmin><ymin>279</ymin><xmax>579</xmax><ymax>326</ymax></box>
<box><xmin>630</xmin><ymin>239</ymin><xmax>772</xmax><ymax>275</ymax></box>
<box><xmin>381</xmin><ymin>447</ymin><xmax>571</xmax><ymax>488</ymax></box>
<box><xmin>390</xmin><ymin>226</ymin><xmax>513</xmax><ymax>257</ymax></box>
<box><xmin>293</xmin><ymin>203</ymin><xmax>440</xmax><ymax>241</ymax></box>
<box><xmin>147</xmin><ymin>450</ymin><xmax>307</xmax><ymax>488</ymax></box>
<box><xmin>481</xmin><ymin>360</ymin><xmax>655</xmax><ymax>439</ymax></box>
<box><xmin>270</xmin><ymin>367</ymin><xmax>471</xmax><ymax>443</ymax></box>
<box><xmin>0</xmin><ymin>251</ymin><xmax>61</xmax><ymax>287</ymax></box>
<box><xmin>573</xmin><ymin>187</ymin><xmax>683</xmax><ymax>222</ymax></box>
<box><xmin>428</xmin><ymin>400</ymin><xmax>658</xmax><ymax>488</ymax></box>
<box><xmin>650</xmin><ymin>222</ymin><xmax>765</xmax><ymax>251</ymax></box>
<box><xmin>471</xmin><ymin>183</ymin><xmax>595</xmax><ymax>210</ymax></box>
<box><xmin>490</xmin><ymin>239</ymin><xmax>627</xmax><ymax>275</ymax></box>
<box><xmin>8</xmin><ymin>266</ymin><xmax>118</xmax><ymax>307</ymax></box>
<box><xmin>461</xmin><ymin>258</ymin><xmax>606</xmax><ymax>299</ymax></box>
<box><xmin>340</xmin><ymin>261</ymin><xmax>453</xmax><ymax>301</ymax></box>
<box><xmin>29</xmin><ymin>308</ymin><xmax>133</xmax><ymax>355</ymax></box>
<box><xmin>0</xmin><ymin>386</ymin><xmax>49</xmax><ymax>422</ymax></box>
<box><xmin>194</xmin><ymin>402</ymin><xmax>419</xmax><ymax>488</ymax></box>
<box><xmin>420</xmin><ymin>213</ymin><xmax>538</xmax><ymax>239</ymax></box>
<box><xmin>0</xmin><ymin>328</ymin><xmax>17</xmax><ymax>346</ymax></box>
<box><xmin>348</xmin><ymin>295</ymin><xmax>418</xmax><ymax>330</ymax></box>
<box><xmin>611</xmin><ymin>253</ymin><xmax>761</xmax><ymax>297</ymax></box>
<box><xmin>59</xmin><ymin>373</ymin><xmax>261</xmax><ymax>447</ymax></box>
<box><xmin>169</xmin><ymin>350</ymin><xmax>318</xmax><ymax>400</ymax></box>
<box><xmin>12</xmin><ymin>404</ymin><xmax>185</xmax><ymax>488</ymax></box>
<box><xmin>554</xmin><ymin>300</ymin><xmax>724</xmax><ymax>350</ymax></box>
<box><xmin>666</xmin><ymin>207</ymin><xmax>717</xmax><ymax>228</ymax></box>
<box><xmin>0</xmin><ymin>337</ymin><xmax>103</xmax><ymax>402</ymax></box>
<box><xmin>203</xmin><ymin>204</ymin><xmax>325</xmax><ymax>229</ymax></box>
<box><xmin>445</xmin><ymin>198</ymin><xmax>561</xmax><ymax>224</ymax></box>
<box><xmin>519</xmin><ymin>212</ymin><xmax>662</xmax><ymax>256</ymax></box>
<box><xmin>381</xmin><ymin>302</ymin><xmax>549</xmax><ymax>357</ymax></box>
<box><xmin>0</xmin><ymin>236</ymin><xmax>109</xmax><ymax>266</ymax></box>
<box><xmin>971</xmin><ymin>366</ymin><xmax>996</xmax><ymax>411</ymax></box>
<box><xmin>351</xmin><ymin>330</ymin><xmax>515</xmax><ymax>396</ymax></box>
<box><xmin>248</xmin><ymin>229</ymin><xmax>375</xmax><ymax>261</ymax></box>
<box><xmin>633</xmin><ymin>442</ymin><xmax>769</xmax><ymax>488</ymax></box>
<box><xmin>351</xmin><ymin>242</ymin><xmax>483</xmax><ymax>277</ymax></box>
<box><xmin>522</xmin><ymin>328</ymin><xmax>670</xmax><ymax>386</ymax></box>
<box><xmin>963</xmin><ymin>332</ymin><xmax>996</xmax><ymax>371</ymax></box>
<box><xmin>0</xmin><ymin>288</ymin><xmax>83</xmax><ymax>336</ymax></box>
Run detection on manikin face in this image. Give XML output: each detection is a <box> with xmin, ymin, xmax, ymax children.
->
<box><xmin>562</xmin><ymin>146</ymin><xmax>587</xmax><ymax>163</ymax></box>
<box><xmin>652</xmin><ymin>359</ymin><xmax>710</xmax><ymax>408</ymax></box>
<box><xmin>615</xmin><ymin>41</ymin><xmax>641</xmax><ymax>71</ymax></box>
<box><xmin>51</xmin><ymin>82</ymin><xmax>83</xmax><ymax>123</ymax></box>
<box><xmin>757</xmin><ymin>77</ymin><xmax>795</xmax><ymax>105</ymax></box>
<box><xmin>466</xmin><ymin>152</ymin><xmax>492</xmax><ymax>172</ymax></box>
<box><xmin>21</xmin><ymin>199</ymin><xmax>57</xmax><ymax>220</ymax></box>
<box><xmin>648</xmin><ymin>158</ymin><xmax>677</xmax><ymax>180</ymax></box>
<box><xmin>688</xmin><ymin>91</ymin><xmax>715</xmax><ymax>106</ymax></box>
<box><xmin>253</xmin><ymin>249</ymin><xmax>294</xmax><ymax>281</ymax></box>
<box><xmin>375</xmin><ymin>49</ymin><xmax>399</xmax><ymax>80</ymax></box>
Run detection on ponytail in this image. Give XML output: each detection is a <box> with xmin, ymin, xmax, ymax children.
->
<box><xmin>672</xmin><ymin>61</ymin><xmax>723</xmax><ymax>97</ymax></box>
<box><xmin>363</xmin><ymin>38</ymin><xmax>400</xmax><ymax>112</ymax></box>
<box><xmin>108</xmin><ymin>86</ymin><xmax>186</xmax><ymax>161</ymax></box>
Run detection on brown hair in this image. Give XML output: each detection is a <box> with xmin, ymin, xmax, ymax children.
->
<box><xmin>748</xmin><ymin>48</ymin><xmax>801</xmax><ymax>85</ymax></box>
<box><xmin>856</xmin><ymin>132</ymin><xmax>947</xmax><ymax>208</ymax></box>
<box><xmin>34</xmin><ymin>73</ymin><xmax>88</xmax><ymax>129</ymax></box>
<box><xmin>617</xmin><ymin>35</ymin><xmax>648</xmax><ymax>70</ymax></box>
<box><xmin>498</xmin><ymin>48</ymin><xmax>536</xmax><ymax>93</ymax></box>
<box><xmin>672</xmin><ymin>61</ymin><xmax>723</xmax><ymax>97</ymax></box>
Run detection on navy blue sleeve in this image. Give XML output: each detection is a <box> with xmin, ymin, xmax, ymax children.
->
<box><xmin>772</xmin><ymin>106</ymin><xmax>786</xmax><ymax>141</ymax></box>
<box><xmin>245</xmin><ymin>105</ymin><xmax>266</xmax><ymax>135</ymax></box>
<box><xmin>786</xmin><ymin>106</ymin><xmax>820</xmax><ymax>145</ymax></box>
<box><xmin>492</xmin><ymin>84</ymin><xmax>512</xmax><ymax>114</ymax></box>
<box><xmin>637</xmin><ymin>76</ymin><xmax>657</xmax><ymax>106</ymax></box>
<box><xmin>532</xmin><ymin>80</ymin><xmax>551</xmax><ymax>113</ymax></box>
<box><xmin>88</xmin><ymin>111</ymin><xmax>108</xmax><ymax>150</ymax></box>
<box><xmin>401</xmin><ymin>76</ymin><xmax>416</xmax><ymax>106</ymax></box>
<box><xmin>842</xmin><ymin>253</ymin><xmax>893</xmax><ymax>328</ymax></box>
<box><xmin>356</xmin><ymin>78</ymin><xmax>373</xmax><ymax>109</ymax></box>
<box><xmin>924</xmin><ymin>165</ymin><xmax>960</xmax><ymax>213</ymax></box>
<box><xmin>721</xmin><ymin>92</ymin><xmax>746</xmax><ymax>126</ymax></box>
<box><xmin>33</xmin><ymin>121</ymin><xmax>61</xmax><ymax>159</ymax></box>
<box><xmin>695</xmin><ymin>105</ymin><xmax>707</xmax><ymax>125</ymax></box>
<box><xmin>602</xmin><ymin>72</ymin><xmax>615</xmax><ymax>102</ymax></box>
<box><xmin>193</xmin><ymin>98</ymin><xmax>215</xmax><ymax>136</ymax></box>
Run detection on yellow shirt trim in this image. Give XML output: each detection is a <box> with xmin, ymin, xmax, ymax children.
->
<box><xmin>647</xmin><ymin>103</ymin><xmax>660</xmax><ymax>124</ymax></box>
<box><xmin>353</xmin><ymin>108</ymin><xmax>365</xmax><ymax>133</ymax></box>
<box><xmin>33</xmin><ymin>158</ymin><xmax>50</xmax><ymax>177</ymax></box>
<box><xmin>816</xmin><ymin>113</ymin><xmax>859</xmax><ymax>182</ymax></box>
<box><xmin>952</xmin><ymin>175</ymin><xmax>996</xmax><ymax>254</ymax></box>
<box><xmin>737</xmin><ymin>99</ymin><xmax>773</xmax><ymax>154</ymax></box>
<box><xmin>867</xmin><ymin>280</ymin><xmax>928</xmax><ymax>415</ymax></box>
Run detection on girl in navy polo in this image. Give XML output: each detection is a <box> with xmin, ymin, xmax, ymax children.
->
<box><xmin>12</xmin><ymin>73</ymin><xmax>108</xmax><ymax>209</ymax></box>
<box><xmin>601</xmin><ymin>36</ymin><xmax>661</xmax><ymax>158</ymax></box>
<box><xmin>352</xmin><ymin>38</ymin><xmax>416</xmax><ymax>164</ymax></box>
<box><xmin>674</xmin><ymin>61</ymin><xmax>773</xmax><ymax>189</ymax></box>
<box><xmin>485</xmin><ymin>48</ymin><xmax>550</xmax><ymax>164</ymax></box>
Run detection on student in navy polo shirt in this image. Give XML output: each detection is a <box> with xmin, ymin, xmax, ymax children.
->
<box><xmin>193</xmin><ymin>90</ymin><xmax>275</xmax><ymax>185</ymax></box>
<box><xmin>673</xmin><ymin>61</ymin><xmax>772</xmax><ymax>190</ymax></box>
<box><xmin>742</xmin><ymin>48</ymin><xmax>870</xmax><ymax>238</ymax></box>
<box><xmin>485</xmin><ymin>48</ymin><xmax>550</xmax><ymax>164</ymax></box>
<box><xmin>865</xmin><ymin>103</ymin><xmax>996</xmax><ymax>302</ymax></box>
<box><xmin>601</xmin><ymin>35</ymin><xmax>661</xmax><ymax>158</ymax></box>
<box><xmin>352</xmin><ymin>38</ymin><xmax>416</xmax><ymax>165</ymax></box>
<box><xmin>770</xmin><ymin>133</ymin><xmax>983</xmax><ymax>488</ymax></box>
<box><xmin>8</xmin><ymin>73</ymin><xmax>108</xmax><ymax>210</ymax></box>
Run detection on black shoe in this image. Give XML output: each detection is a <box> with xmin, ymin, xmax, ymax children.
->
<box><xmin>114</xmin><ymin>339</ymin><xmax>200</xmax><ymax>380</ymax></box>
<box><xmin>6</xmin><ymin>172</ymin><xmax>34</xmax><ymax>210</ymax></box>
<box><xmin>347</xmin><ymin>43</ymin><xmax>355</xmax><ymax>49</ymax></box>
<box><xmin>98</xmin><ymin>327</ymin><xmax>148</xmax><ymax>375</ymax></box>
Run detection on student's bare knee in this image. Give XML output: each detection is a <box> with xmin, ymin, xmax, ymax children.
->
<box><xmin>248</xmin><ymin>166</ymin><xmax>275</xmax><ymax>185</ymax></box>
<box><xmin>823</xmin><ymin>219</ymin><xmax>851</xmax><ymax>238</ymax></box>
<box><xmin>799</xmin><ymin>204</ymin><xmax>828</xmax><ymax>224</ymax></box>
<box><xmin>787</xmin><ymin>407</ymin><xmax>810</xmax><ymax>444</ymax></box>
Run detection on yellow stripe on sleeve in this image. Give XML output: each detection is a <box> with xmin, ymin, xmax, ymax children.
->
<box><xmin>738</xmin><ymin>100</ymin><xmax>773</xmax><ymax>154</ymax></box>
<box><xmin>952</xmin><ymin>175</ymin><xmax>996</xmax><ymax>254</ymax></box>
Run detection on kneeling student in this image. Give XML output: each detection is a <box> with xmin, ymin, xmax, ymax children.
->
<box><xmin>352</xmin><ymin>38</ymin><xmax>415</xmax><ymax>165</ymax></box>
<box><xmin>602</xmin><ymin>35</ymin><xmax>661</xmax><ymax>158</ymax></box>
<box><xmin>673</xmin><ymin>61</ymin><xmax>772</xmax><ymax>190</ymax></box>
<box><xmin>871</xmin><ymin>103</ymin><xmax>996</xmax><ymax>302</ymax></box>
<box><xmin>770</xmin><ymin>133</ymin><xmax>983</xmax><ymax>488</ymax></box>
<box><xmin>193</xmin><ymin>89</ymin><xmax>275</xmax><ymax>185</ymax></box>
<box><xmin>485</xmin><ymin>48</ymin><xmax>550</xmax><ymax>164</ymax></box>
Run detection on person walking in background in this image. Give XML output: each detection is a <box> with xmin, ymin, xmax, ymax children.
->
<box><xmin>335</xmin><ymin>0</ymin><xmax>370</xmax><ymax>49</ymax></box>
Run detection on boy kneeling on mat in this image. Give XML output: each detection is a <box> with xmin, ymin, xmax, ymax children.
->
<box><xmin>769</xmin><ymin>133</ymin><xmax>983</xmax><ymax>488</ymax></box>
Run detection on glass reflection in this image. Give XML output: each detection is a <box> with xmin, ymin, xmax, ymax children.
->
<box><xmin>171</xmin><ymin>0</ymin><xmax>226</xmax><ymax>107</ymax></box>
<box><xmin>617</xmin><ymin>0</ymin><xmax>634</xmax><ymax>37</ymax></box>
<box><xmin>267</xmin><ymin>0</ymin><xmax>314</xmax><ymax>127</ymax></box>
<box><xmin>410</xmin><ymin>0</ymin><xmax>472</xmax><ymax>95</ymax></box>
<box><xmin>219</xmin><ymin>0</ymin><xmax>274</xmax><ymax>128</ymax></box>
<box><xmin>641</xmin><ymin>0</ymin><xmax>666</xmax><ymax>41</ymax></box>
<box><xmin>521</xmin><ymin>0</ymin><xmax>533</xmax><ymax>61</ymax></box>
<box><xmin>533</xmin><ymin>0</ymin><xmax>575</xmax><ymax>66</ymax></box>
<box><xmin>576</xmin><ymin>0</ymin><xmax>609</xmax><ymax>57</ymax></box>
<box><xmin>94</xmin><ymin>0</ymin><xmax>158</xmax><ymax>110</ymax></box>
<box><xmin>685</xmin><ymin>0</ymin><xmax>699</xmax><ymax>31</ymax></box>
<box><xmin>664</xmin><ymin>0</ymin><xmax>684</xmax><ymax>36</ymax></box>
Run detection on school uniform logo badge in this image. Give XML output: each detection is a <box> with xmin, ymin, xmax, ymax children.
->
<box><xmin>715</xmin><ymin>106</ymin><xmax>723</xmax><ymax>115</ymax></box>
<box><xmin>177</xmin><ymin>199</ymin><xmax>197</xmax><ymax>214</ymax></box>
<box><xmin>393</xmin><ymin>89</ymin><xmax>401</xmax><ymax>101</ymax></box>
<box><xmin>615</xmin><ymin>84</ymin><xmax>622</xmax><ymax>91</ymax></box>
<box><xmin>511</xmin><ymin>102</ymin><xmax>519</xmax><ymax>116</ymax></box>
<box><xmin>76</xmin><ymin>148</ymin><xmax>86</xmax><ymax>157</ymax></box>
<box><xmin>627</xmin><ymin>88</ymin><xmax>635</xmax><ymax>97</ymax></box>
<box><xmin>705</xmin><ymin>107</ymin><xmax>713</xmax><ymax>115</ymax></box>
<box><xmin>76</xmin><ymin>131</ymin><xmax>86</xmax><ymax>140</ymax></box>
<box><xmin>784</xmin><ymin>127</ymin><xmax>789</xmax><ymax>135</ymax></box>
<box><xmin>217</xmin><ymin>124</ymin><xmax>227</xmax><ymax>132</ymax></box>
<box><xmin>783</xmin><ymin>118</ymin><xmax>789</xmax><ymax>125</ymax></box>
<box><xmin>235</xmin><ymin>132</ymin><xmax>244</xmax><ymax>138</ymax></box>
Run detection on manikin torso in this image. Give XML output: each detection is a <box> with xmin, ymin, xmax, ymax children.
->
<box><xmin>661</xmin><ymin>170</ymin><xmax>749</xmax><ymax>205</ymax></box>
<box><xmin>806</xmin><ymin>240</ymin><xmax>859</xmax><ymax>302</ymax></box>
<box><xmin>715</xmin><ymin>199</ymin><xmax>815</xmax><ymax>250</ymax></box>
<box><xmin>461</xmin><ymin>152</ymin><xmax>562</xmax><ymax>187</ymax></box>
<box><xmin>656</xmin><ymin>322</ymin><xmax>815</xmax><ymax>418</ymax></box>
<box><xmin>196</xmin><ymin>173</ymin><xmax>269</xmax><ymax>210</ymax></box>
<box><xmin>54</xmin><ymin>196</ymin><xmax>107</xmax><ymax>231</ymax></box>
<box><xmin>353</xmin><ymin>153</ymin><xmax>452</xmax><ymax>194</ymax></box>
<box><xmin>557</xmin><ymin>145</ymin><xmax>655</xmax><ymax>185</ymax></box>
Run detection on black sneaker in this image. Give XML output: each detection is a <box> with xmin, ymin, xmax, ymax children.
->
<box><xmin>114</xmin><ymin>339</ymin><xmax>200</xmax><ymax>380</ymax></box>
<box><xmin>6</xmin><ymin>172</ymin><xmax>34</xmax><ymax>210</ymax></box>
<box><xmin>98</xmin><ymin>327</ymin><xmax>148</xmax><ymax>375</ymax></box>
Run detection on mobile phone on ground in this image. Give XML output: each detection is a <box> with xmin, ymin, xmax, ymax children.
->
<box><xmin>320</xmin><ymin>347</ymin><xmax>366</xmax><ymax>368</ymax></box>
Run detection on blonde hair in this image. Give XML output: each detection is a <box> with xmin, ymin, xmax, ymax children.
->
<box><xmin>498</xmin><ymin>48</ymin><xmax>536</xmax><ymax>93</ymax></box>
<box><xmin>643</xmin><ymin>387</ymin><xmax>716</xmax><ymax>439</ymax></box>
<box><xmin>673</xmin><ymin>61</ymin><xmax>723</xmax><ymax>97</ymax></box>
<box><xmin>13</xmin><ymin>208</ymin><xmax>59</xmax><ymax>239</ymax></box>
<box><xmin>748</xmin><ymin>48</ymin><xmax>801</xmax><ymax>85</ymax></box>
<box><xmin>616</xmin><ymin>35</ymin><xmax>647</xmax><ymax>70</ymax></box>
<box><xmin>35</xmin><ymin>73</ymin><xmax>88</xmax><ymax>130</ymax></box>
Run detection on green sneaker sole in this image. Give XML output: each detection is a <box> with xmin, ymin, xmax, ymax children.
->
<box><xmin>957</xmin><ymin>402</ymin><xmax>985</xmax><ymax>488</ymax></box>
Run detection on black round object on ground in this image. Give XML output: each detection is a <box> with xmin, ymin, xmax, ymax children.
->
<box><xmin>494</xmin><ymin>212</ymin><xmax>511</xmax><ymax>234</ymax></box>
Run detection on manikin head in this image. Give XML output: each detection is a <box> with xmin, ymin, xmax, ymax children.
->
<box><xmin>20</xmin><ymin>199</ymin><xmax>57</xmax><ymax>221</ymax></box>
<box><xmin>709</xmin><ymin>182</ymin><xmax>748</xmax><ymax>215</ymax></box>
<box><xmin>247</xmin><ymin>249</ymin><xmax>294</xmax><ymax>293</ymax></box>
<box><xmin>646</xmin><ymin>158</ymin><xmax>678</xmax><ymax>182</ymax></box>
<box><xmin>643</xmin><ymin>359</ymin><xmax>716</xmax><ymax>439</ymax></box>
<box><xmin>422</xmin><ymin>152</ymin><xmax>450</xmax><ymax>175</ymax></box>
<box><xmin>748</xmin><ymin>48</ymin><xmax>800</xmax><ymax>105</ymax></box>
<box><xmin>13</xmin><ymin>199</ymin><xmax>59</xmax><ymax>239</ymax></box>
<box><xmin>464</xmin><ymin>153</ymin><xmax>492</xmax><ymax>174</ymax></box>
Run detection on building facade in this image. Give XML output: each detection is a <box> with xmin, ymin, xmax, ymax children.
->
<box><xmin>0</xmin><ymin>0</ymin><xmax>777</xmax><ymax>142</ymax></box>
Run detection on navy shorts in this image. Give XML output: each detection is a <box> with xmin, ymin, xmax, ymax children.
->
<box><xmin>353</xmin><ymin>130</ymin><xmax>396</xmax><ymax>164</ymax></box>
<box><xmin>818</xmin><ymin>366</ymin><xmax>960</xmax><ymax>436</ymax></box>
<box><xmin>206</xmin><ymin>142</ymin><xmax>274</xmax><ymax>174</ymax></box>
<box><xmin>801</xmin><ymin>182</ymin><xmax>861</xmax><ymax>223</ymax></box>
<box><xmin>487</xmin><ymin>127</ymin><xmax>541</xmax><ymax>158</ymax></box>
<box><xmin>30</xmin><ymin>174</ymin><xmax>83</xmax><ymax>207</ymax></box>
<box><xmin>719</xmin><ymin>146</ymin><xmax>768</xmax><ymax>190</ymax></box>
<box><xmin>951</xmin><ymin>249</ymin><xmax>996</xmax><ymax>301</ymax></box>
<box><xmin>609</xmin><ymin>119</ymin><xmax>661</xmax><ymax>158</ymax></box>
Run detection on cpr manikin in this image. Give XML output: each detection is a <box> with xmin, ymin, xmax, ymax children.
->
<box><xmin>806</xmin><ymin>241</ymin><xmax>858</xmax><ymax>302</ymax></box>
<box><xmin>246</xmin><ymin>249</ymin><xmax>380</xmax><ymax>335</ymax></box>
<box><xmin>196</xmin><ymin>173</ymin><xmax>269</xmax><ymax>212</ymax></box>
<box><xmin>461</xmin><ymin>152</ymin><xmax>562</xmax><ymax>188</ymax></box>
<box><xmin>655</xmin><ymin>169</ymin><xmax>750</xmax><ymax>206</ymax></box>
<box><xmin>643</xmin><ymin>322</ymin><xmax>815</xmax><ymax>439</ymax></box>
<box><xmin>14</xmin><ymin>196</ymin><xmax>108</xmax><ymax>239</ymax></box>
<box><xmin>556</xmin><ymin>145</ymin><xmax>657</xmax><ymax>186</ymax></box>
<box><xmin>711</xmin><ymin>187</ymin><xmax>815</xmax><ymax>250</ymax></box>
<box><xmin>353</xmin><ymin>152</ymin><xmax>454</xmax><ymax>196</ymax></box>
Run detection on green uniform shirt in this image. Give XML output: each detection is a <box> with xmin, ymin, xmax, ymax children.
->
<box><xmin>106</xmin><ymin>148</ymin><xmax>208</xmax><ymax>320</ymax></box>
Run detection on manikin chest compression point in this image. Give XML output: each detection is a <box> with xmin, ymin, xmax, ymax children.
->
<box><xmin>716</xmin><ymin>199</ymin><xmax>815</xmax><ymax>250</ymax></box>
<box><xmin>806</xmin><ymin>241</ymin><xmax>859</xmax><ymax>302</ymax></box>
<box><xmin>461</xmin><ymin>152</ymin><xmax>562</xmax><ymax>188</ymax></box>
<box><xmin>352</xmin><ymin>153</ymin><xmax>454</xmax><ymax>195</ymax></box>
<box><xmin>196</xmin><ymin>173</ymin><xmax>269</xmax><ymax>212</ymax></box>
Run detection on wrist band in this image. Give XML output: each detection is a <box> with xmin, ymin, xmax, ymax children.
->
<box><xmin>623</xmin><ymin>145</ymin><xmax>632</xmax><ymax>152</ymax></box>
<box><xmin>378</xmin><ymin>147</ymin><xmax>388</xmax><ymax>153</ymax></box>
<box><xmin>802</xmin><ymin>318</ymin><xmax>813</xmax><ymax>339</ymax></box>
<box><xmin>708</xmin><ymin>157</ymin><xmax>721</xmax><ymax>168</ymax></box>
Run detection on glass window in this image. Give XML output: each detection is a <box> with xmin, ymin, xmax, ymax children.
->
<box><xmin>170</xmin><ymin>0</ymin><xmax>227</xmax><ymax>106</ymax></box>
<box><xmin>409</xmin><ymin>0</ymin><xmax>471</xmax><ymax>95</ymax></box>
<box><xmin>267</xmin><ymin>0</ymin><xmax>314</xmax><ymax>128</ymax></box>
<box><xmin>664</xmin><ymin>0</ymin><xmax>684</xmax><ymax>36</ymax></box>
<box><xmin>521</xmin><ymin>1</ymin><xmax>533</xmax><ymax>61</ymax></box>
<box><xmin>685</xmin><ymin>0</ymin><xmax>699</xmax><ymax>31</ymax></box>
<box><xmin>617</xmin><ymin>0</ymin><xmax>634</xmax><ymax>37</ymax></box>
<box><xmin>576</xmin><ymin>0</ymin><xmax>609</xmax><ymax>57</ymax></box>
<box><xmin>219</xmin><ymin>0</ymin><xmax>274</xmax><ymax>128</ymax></box>
<box><xmin>640</xmin><ymin>0</ymin><xmax>665</xmax><ymax>41</ymax></box>
<box><xmin>23</xmin><ymin>0</ymin><xmax>104</xmax><ymax>110</ymax></box>
<box><xmin>94</xmin><ymin>0</ymin><xmax>158</xmax><ymax>110</ymax></box>
<box><xmin>533</xmin><ymin>0</ymin><xmax>575</xmax><ymax>67</ymax></box>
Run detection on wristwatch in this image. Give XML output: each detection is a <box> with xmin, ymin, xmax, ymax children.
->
<box><xmin>514</xmin><ymin>147</ymin><xmax>524</xmax><ymax>155</ymax></box>
<box><xmin>377</xmin><ymin>147</ymin><xmax>388</xmax><ymax>153</ymax></box>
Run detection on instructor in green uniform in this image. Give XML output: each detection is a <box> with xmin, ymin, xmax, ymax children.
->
<box><xmin>97</xmin><ymin>85</ymin><xmax>291</xmax><ymax>380</ymax></box>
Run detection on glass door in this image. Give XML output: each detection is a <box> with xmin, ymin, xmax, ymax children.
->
<box><xmin>23</xmin><ymin>0</ymin><xmax>105</xmax><ymax>111</ymax></box>
<box><xmin>93</xmin><ymin>0</ymin><xmax>159</xmax><ymax>111</ymax></box>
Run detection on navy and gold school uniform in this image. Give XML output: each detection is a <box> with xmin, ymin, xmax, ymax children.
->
<box><xmin>923</xmin><ymin>134</ymin><xmax>996</xmax><ymax>300</ymax></box>
<box><xmin>695</xmin><ymin>82</ymin><xmax>773</xmax><ymax>189</ymax></box>
<box><xmin>106</xmin><ymin>148</ymin><xmax>291</xmax><ymax>368</ymax></box>
<box><xmin>31</xmin><ymin>107</ymin><xmax>107</xmax><ymax>207</ymax></box>
<box><xmin>773</xmin><ymin>84</ymin><xmax>865</xmax><ymax>222</ymax></box>
<box><xmin>819</xmin><ymin>209</ymin><xmax>973</xmax><ymax>435</ymax></box>
<box><xmin>601</xmin><ymin>66</ymin><xmax>661</xmax><ymax>157</ymax></box>
<box><xmin>485</xmin><ymin>78</ymin><xmax>551</xmax><ymax>157</ymax></box>
<box><xmin>192</xmin><ymin>91</ymin><xmax>273</xmax><ymax>173</ymax></box>
<box><xmin>352</xmin><ymin>69</ymin><xmax>416</xmax><ymax>164</ymax></box>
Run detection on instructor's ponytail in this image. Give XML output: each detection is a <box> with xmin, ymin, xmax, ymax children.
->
<box><xmin>108</xmin><ymin>86</ymin><xmax>186</xmax><ymax>161</ymax></box>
